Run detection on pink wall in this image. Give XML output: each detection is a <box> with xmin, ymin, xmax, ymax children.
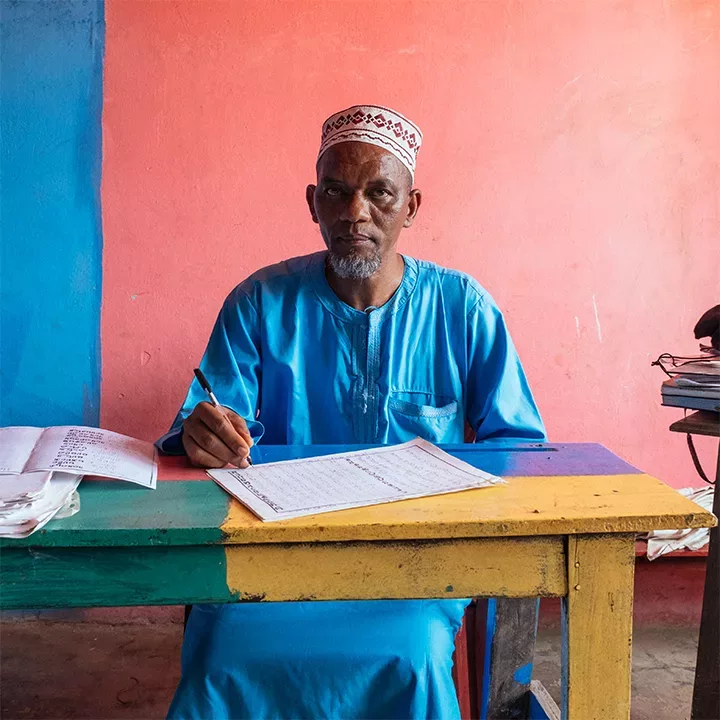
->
<box><xmin>102</xmin><ymin>0</ymin><xmax>720</xmax><ymax>487</ymax></box>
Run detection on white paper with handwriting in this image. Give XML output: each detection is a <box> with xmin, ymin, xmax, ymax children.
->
<box><xmin>0</xmin><ymin>426</ymin><xmax>157</xmax><ymax>488</ymax></box>
<box><xmin>208</xmin><ymin>438</ymin><xmax>504</xmax><ymax>522</ymax></box>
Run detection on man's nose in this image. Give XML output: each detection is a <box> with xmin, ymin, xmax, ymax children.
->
<box><xmin>340</xmin><ymin>191</ymin><xmax>371</xmax><ymax>224</ymax></box>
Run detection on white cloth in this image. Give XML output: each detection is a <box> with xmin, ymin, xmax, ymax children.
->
<box><xmin>645</xmin><ymin>486</ymin><xmax>715</xmax><ymax>560</ymax></box>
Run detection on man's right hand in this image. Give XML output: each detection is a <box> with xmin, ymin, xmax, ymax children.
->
<box><xmin>182</xmin><ymin>402</ymin><xmax>253</xmax><ymax>468</ymax></box>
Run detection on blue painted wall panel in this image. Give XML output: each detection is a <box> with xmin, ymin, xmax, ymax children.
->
<box><xmin>1</xmin><ymin>0</ymin><xmax>104</xmax><ymax>426</ymax></box>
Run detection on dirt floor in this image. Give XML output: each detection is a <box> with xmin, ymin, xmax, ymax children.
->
<box><xmin>0</xmin><ymin>619</ymin><xmax>701</xmax><ymax>719</ymax></box>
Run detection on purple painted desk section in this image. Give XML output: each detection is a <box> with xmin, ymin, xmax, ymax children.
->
<box><xmin>157</xmin><ymin>442</ymin><xmax>640</xmax><ymax>481</ymax></box>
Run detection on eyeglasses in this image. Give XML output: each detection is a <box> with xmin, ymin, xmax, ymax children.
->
<box><xmin>651</xmin><ymin>349</ymin><xmax>720</xmax><ymax>378</ymax></box>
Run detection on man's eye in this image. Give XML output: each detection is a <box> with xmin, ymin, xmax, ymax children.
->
<box><xmin>325</xmin><ymin>187</ymin><xmax>343</xmax><ymax>197</ymax></box>
<box><xmin>370</xmin><ymin>189</ymin><xmax>390</xmax><ymax>198</ymax></box>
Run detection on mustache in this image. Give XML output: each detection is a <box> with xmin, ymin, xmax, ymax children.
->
<box><xmin>335</xmin><ymin>233</ymin><xmax>376</xmax><ymax>243</ymax></box>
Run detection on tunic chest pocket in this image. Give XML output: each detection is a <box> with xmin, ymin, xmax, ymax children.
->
<box><xmin>387</xmin><ymin>393</ymin><xmax>462</xmax><ymax>443</ymax></box>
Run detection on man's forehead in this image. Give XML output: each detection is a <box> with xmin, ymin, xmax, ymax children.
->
<box><xmin>317</xmin><ymin>142</ymin><xmax>407</xmax><ymax>182</ymax></box>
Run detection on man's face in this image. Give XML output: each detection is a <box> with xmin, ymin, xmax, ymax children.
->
<box><xmin>306</xmin><ymin>142</ymin><xmax>420</xmax><ymax>279</ymax></box>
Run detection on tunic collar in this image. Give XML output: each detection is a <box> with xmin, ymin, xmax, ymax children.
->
<box><xmin>309</xmin><ymin>251</ymin><xmax>418</xmax><ymax>324</ymax></box>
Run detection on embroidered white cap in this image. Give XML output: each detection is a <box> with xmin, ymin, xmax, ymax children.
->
<box><xmin>318</xmin><ymin>105</ymin><xmax>423</xmax><ymax>180</ymax></box>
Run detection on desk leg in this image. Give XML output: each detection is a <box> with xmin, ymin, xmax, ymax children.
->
<box><xmin>561</xmin><ymin>534</ymin><xmax>635</xmax><ymax>720</ymax></box>
<box><xmin>481</xmin><ymin>598</ymin><xmax>540</xmax><ymax>719</ymax></box>
<box><xmin>691</xmin><ymin>441</ymin><xmax>720</xmax><ymax>720</ymax></box>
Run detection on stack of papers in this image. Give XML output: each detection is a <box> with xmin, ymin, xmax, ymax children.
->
<box><xmin>0</xmin><ymin>425</ymin><xmax>158</xmax><ymax>538</ymax></box>
<box><xmin>209</xmin><ymin>438</ymin><xmax>504</xmax><ymax>522</ymax></box>
<box><xmin>661</xmin><ymin>360</ymin><xmax>720</xmax><ymax>412</ymax></box>
<box><xmin>0</xmin><ymin>472</ymin><xmax>82</xmax><ymax>538</ymax></box>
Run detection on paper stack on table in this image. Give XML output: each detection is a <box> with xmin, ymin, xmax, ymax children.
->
<box><xmin>0</xmin><ymin>425</ymin><xmax>158</xmax><ymax>538</ymax></box>
<box><xmin>657</xmin><ymin>357</ymin><xmax>720</xmax><ymax>412</ymax></box>
<box><xmin>0</xmin><ymin>471</ymin><xmax>82</xmax><ymax>538</ymax></box>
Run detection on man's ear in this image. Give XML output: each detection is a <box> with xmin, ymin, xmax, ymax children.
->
<box><xmin>306</xmin><ymin>185</ymin><xmax>319</xmax><ymax>224</ymax></box>
<box><xmin>403</xmin><ymin>189</ymin><xmax>422</xmax><ymax>228</ymax></box>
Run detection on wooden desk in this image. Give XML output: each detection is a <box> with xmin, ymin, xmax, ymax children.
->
<box><xmin>1</xmin><ymin>443</ymin><xmax>715</xmax><ymax>720</ymax></box>
<box><xmin>669</xmin><ymin>411</ymin><xmax>720</xmax><ymax>719</ymax></box>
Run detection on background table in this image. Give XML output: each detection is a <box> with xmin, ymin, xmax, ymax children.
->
<box><xmin>1</xmin><ymin>443</ymin><xmax>715</xmax><ymax>719</ymax></box>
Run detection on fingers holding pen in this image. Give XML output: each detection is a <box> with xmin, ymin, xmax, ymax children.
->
<box><xmin>183</xmin><ymin>402</ymin><xmax>252</xmax><ymax>468</ymax></box>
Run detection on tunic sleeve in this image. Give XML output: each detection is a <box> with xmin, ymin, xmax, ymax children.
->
<box><xmin>156</xmin><ymin>288</ymin><xmax>264</xmax><ymax>454</ymax></box>
<box><xmin>465</xmin><ymin>294</ymin><xmax>546</xmax><ymax>443</ymax></box>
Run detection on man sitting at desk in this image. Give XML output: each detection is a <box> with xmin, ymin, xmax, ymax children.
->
<box><xmin>158</xmin><ymin>105</ymin><xmax>545</xmax><ymax>719</ymax></box>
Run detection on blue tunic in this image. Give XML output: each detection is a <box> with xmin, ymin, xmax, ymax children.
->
<box><xmin>160</xmin><ymin>252</ymin><xmax>545</xmax><ymax>719</ymax></box>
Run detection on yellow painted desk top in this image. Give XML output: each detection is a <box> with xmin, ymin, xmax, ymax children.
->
<box><xmin>221</xmin><ymin>472</ymin><xmax>717</xmax><ymax>544</ymax></box>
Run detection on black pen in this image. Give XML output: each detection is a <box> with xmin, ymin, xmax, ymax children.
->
<box><xmin>193</xmin><ymin>368</ymin><xmax>253</xmax><ymax>466</ymax></box>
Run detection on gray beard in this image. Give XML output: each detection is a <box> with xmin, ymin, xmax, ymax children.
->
<box><xmin>327</xmin><ymin>248</ymin><xmax>382</xmax><ymax>279</ymax></box>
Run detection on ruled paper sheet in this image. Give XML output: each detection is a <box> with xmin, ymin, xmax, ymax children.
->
<box><xmin>208</xmin><ymin>438</ymin><xmax>503</xmax><ymax>522</ymax></box>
